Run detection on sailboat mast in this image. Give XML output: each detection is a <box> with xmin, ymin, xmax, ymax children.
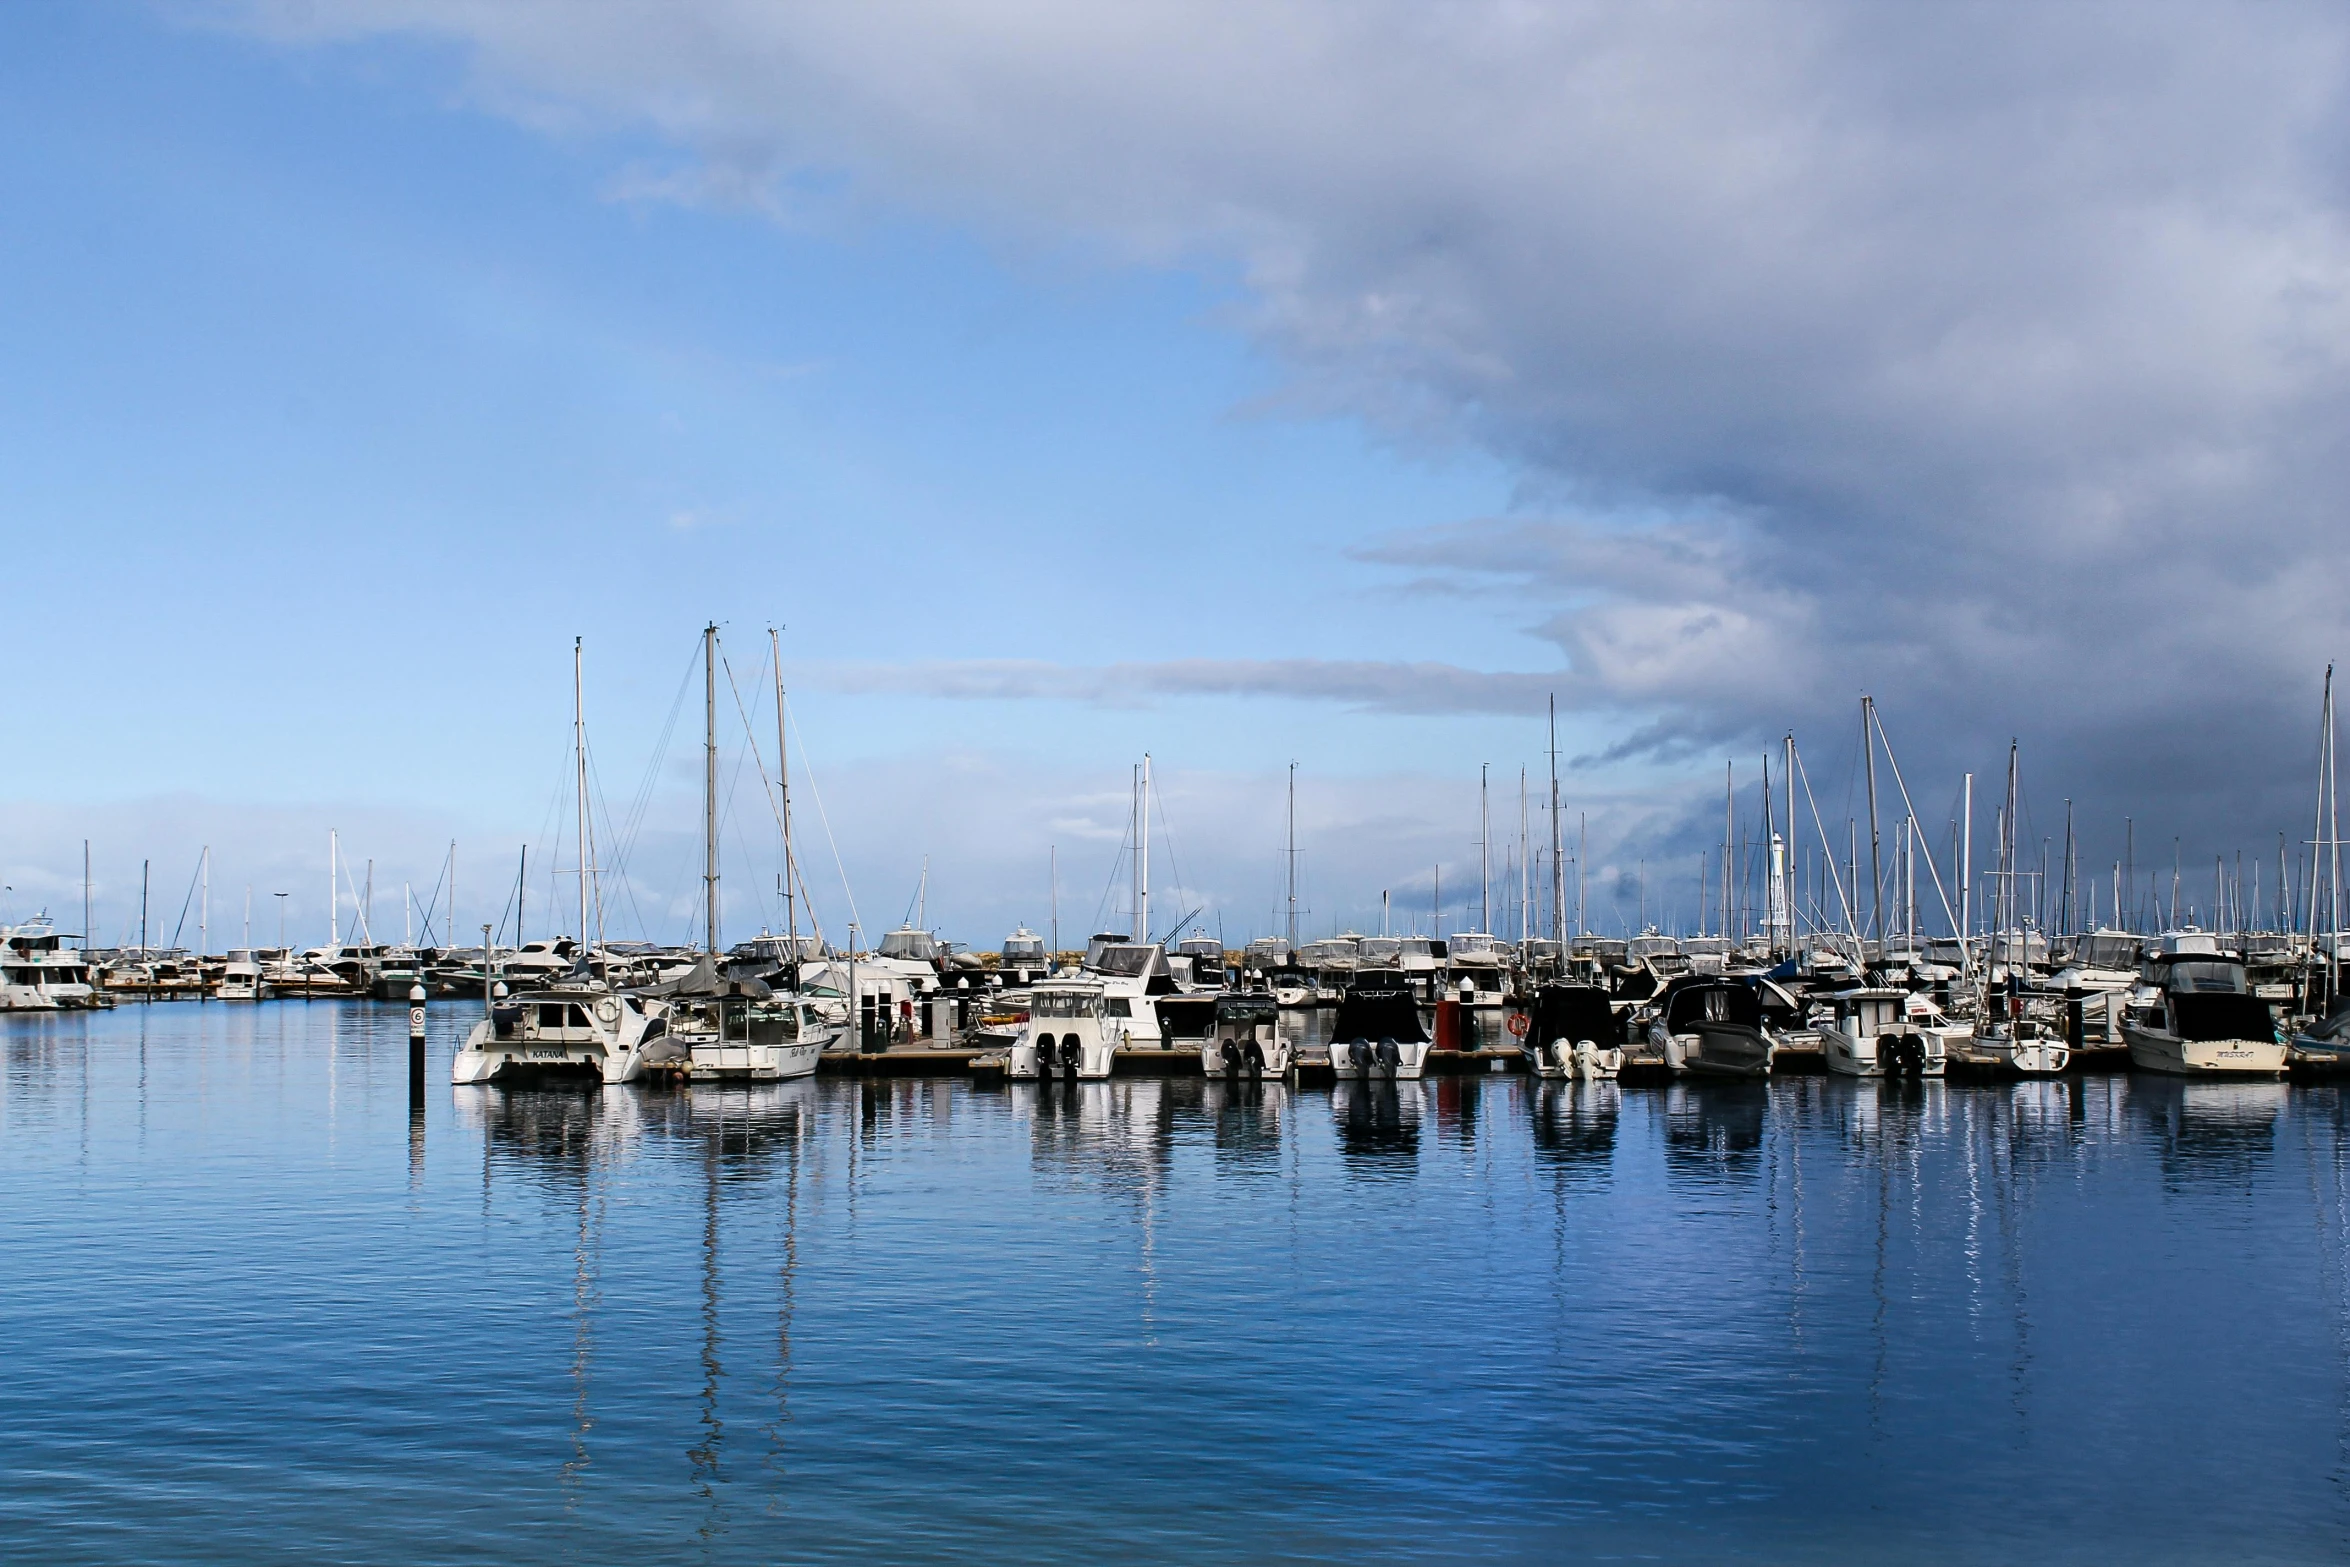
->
<box><xmin>1959</xmin><ymin>772</ymin><xmax>1973</xmax><ymax>977</ymax></box>
<box><xmin>1519</xmin><ymin>769</ymin><xmax>1530</xmax><ymax>947</ymax></box>
<box><xmin>1479</xmin><ymin>763</ymin><xmax>1490</xmax><ymax>933</ymax></box>
<box><xmin>704</xmin><ymin>622</ymin><xmax>720</xmax><ymax>956</ymax></box>
<box><xmin>1285</xmin><ymin>762</ymin><xmax>1298</xmax><ymax>949</ymax></box>
<box><xmin>1863</xmin><ymin>696</ymin><xmax>1883</xmax><ymax>944</ymax></box>
<box><xmin>574</xmin><ymin>637</ymin><xmax>589</xmax><ymax>951</ymax></box>
<box><xmin>200</xmin><ymin>846</ymin><xmax>208</xmax><ymax>961</ymax></box>
<box><xmin>772</xmin><ymin>628</ymin><xmax>795</xmax><ymax>944</ymax></box>
<box><xmin>1547</xmin><ymin>696</ymin><xmax>1566</xmax><ymax>943</ymax></box>
<box><xmin>329</xmin><ymin>828</ymin><xmax>338</xmax><ymax>947</ymax></box>
<box><xmin>1723</xmin><ymin>761</ymin><xmax>1734</xmax><ymax>941</ymax></box>
<box><xmin>1136</xmin><ymin>755</ymin><xmax>1152</xmax><ymax>944</ymax></box>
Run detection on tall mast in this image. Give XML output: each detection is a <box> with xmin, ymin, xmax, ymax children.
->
<box><xmin>329</xmin><ymin>828</ymin><xmax>338</xmax><ymax>947</ymax></box>
<box><xmin>1518</xmin><ymin>768</ymin><xmax>1530</xmax><ymax>946</ymax></box>
<box><xmin>1783</xmin><ymin>733</ymin><xmax>1796</xmax><ymax>944</ymax></box>
<box><xmin>1136</xmin><ymin>754</ymin><xmax>1152</xmax><ymax>944</ymax></box>
<box><xmin>1960</xmin><ymin>772</ymin><xmax>1973</xmax><ymax>972</ymax></box>
<box><xmin>772</xmin><ymin>628</ymin><xmax>796</xmax><ymax>944</ymax></box>
<box><xmin>1479</xmin><ymin>762</ymin><xmax>1491</xmax><ymax>933</ymax></box>
<box><xmin>2062</xmin><ymin>799</ymin><xmax>2076</xmax><ymax>934</ymax></box>
<box><xmin>1050</xmin><ymin>844</ymin><xmax>1060</xmax><ymax>957</ymax></box>
<box><xmin>82</xmin><ymin>841</ymin><xmax>90</xmax><ymax>954</ymax></box>
<box><xmin>2004</xmin><ymin>740</ymin><xmax>2020</xmax><ymax>971</ymax></box>
<box><xmin>1547</xmin><ymin>696</ymin><xmax>1566</xmax><ymax>943</ymax></box>
<box><xmin>200</xmin><ymin>846</ymin><xmax>209</xmax><ymax>960</ymax></box>
<box><xmin>1285</xmin><ymin>762</ymin><xmax>1298</xmax><ymax>948</ymax></box>
<box><xmin>1723</xmin><ymin>760</ymin><xmax>1735</xmax><ymax>940</ymax></box>
<box><xmin>1862</xmin><ymin>696</ymin><xmax>1883</xmax><ymax>944</ymax></box>
<box><xmin>574</xmin><ymin>637</ymin><xmax>590</xmax><ymax>952</ymax></box>
<box><xmin>704</xmin><ymin>622</ymin><xmax>720</xmax><ymax>956</ymax></box>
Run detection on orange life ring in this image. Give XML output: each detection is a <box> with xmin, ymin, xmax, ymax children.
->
<box><xmin>1505</xmin><ymin>1011</ymin><xmax>1530</xmax><ymax>1037</ymax></box>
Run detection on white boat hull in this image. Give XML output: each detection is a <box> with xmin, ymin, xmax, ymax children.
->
<box><xmin>1200</xmin><ymin>1038</ymin><xmax>1292</xmax><ymax>1078</ymax></box>
<box><xmin>686</xmin><ymin>1039</ymin><xmax>824</xmax><ymax>1080</ymax></box>
<box><xmin>1329</xmin><ymin>1037</ymin><xmax>1433</xmax><ymax>1080</ymax></box>
<box><xmin>1820</xmin><ymin>1025</ymin><xmax>1946</xmax><ymax>1078</ymax></box>
<box><xmin>2122</xmin><ymin>1024</ymin><xmax>2286</xmax><ymax>1076</ymax></box>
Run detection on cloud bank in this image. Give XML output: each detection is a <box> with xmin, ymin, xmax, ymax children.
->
<box><xmin>224</xmin><ymin>0</ymin><xmax>2350</xmax><ymax>856</ymax></box>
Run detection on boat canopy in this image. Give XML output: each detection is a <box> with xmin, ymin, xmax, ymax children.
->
<box><xmin>1331</xmin><ymin>985</ymin><xmax>1427</xmax><ymax>1044</ymax></box>
<box><xmin>1660</xmin><ymin>980</ymin><xmax>1765</xmax><ymax>1033</ymax></box>
<box><xmin>1528</xmin><ymin>983</ymin><xmax>1616</xmax><ymax>1046</ymax></box>
<box><xmin>879</xmin><ymin>928</ymin><xmax>941</xmax><ymax>962</ymax></box>
<box><xmin>2161</xmin><ymin>958</ymin><xmax>2249</xmax><ymax>995</ymax></box>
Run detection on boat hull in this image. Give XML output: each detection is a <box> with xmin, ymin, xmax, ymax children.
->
<box><xmin>1820</xmin><ymin>1026</ymin><xmax>1946</xmax><ymax>1079</ymax></box>
<box><xmin>686</xmin><ymin>1040</ymin><xmax>823</xmax><ymax>1080</ymax></box>
<box><xmin>2122</xmin><ymin>1024</ymin><xmax>2285</xmax><ymax>1076</ymax></box>
<box><xmin>1329</xmin><ymin>1037</ymin><xmax>1432</xmax><ymax>1080</ymax></box>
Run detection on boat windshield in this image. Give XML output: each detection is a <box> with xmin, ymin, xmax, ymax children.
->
<box><xmin>2076</xmin><ymin>935</ymin><xmax>2141</xmax><ymax>969</ymax></box>
<box><xmin>1090</xmin><ymin>946</ymin><xmax>1156</xmax><ymax>977</ymax></box>
<box><xmin>2166</xmin><ymin>960</ymin><xmax>2248</xmax><ymax>995</ymax></box>
<box><xmin>1033</xmin><ymin>990</ymin><xmax>1102</xmax><ymax>1019</ymax></box>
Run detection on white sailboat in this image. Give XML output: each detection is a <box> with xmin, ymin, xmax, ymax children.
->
<box><xmin>452</xmin><ymin>638</ymin><xmax>655</xmax><ymax>1087</ymax></box>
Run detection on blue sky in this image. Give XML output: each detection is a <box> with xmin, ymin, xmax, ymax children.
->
<box><xmin>6</xmin><ymin>1</ymin><xmax>2347</xmax><ymax>949</ymax></box>
<box><xmin>0</xmin><ymin>4</ymin><xmax>1591</xmax><ymax>947</ymax></box>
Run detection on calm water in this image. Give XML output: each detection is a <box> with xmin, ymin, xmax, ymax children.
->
<box><xmin>5</xmin><ymin>1005</ymin><xmax>2350</xmax><ymax>1564</ymax></box>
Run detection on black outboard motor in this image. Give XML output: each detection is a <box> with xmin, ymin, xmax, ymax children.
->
<box><xmin>1374</xmin><ymin>1037</ymin><xmax>1401</xmax><ymax>1075</ymax></box>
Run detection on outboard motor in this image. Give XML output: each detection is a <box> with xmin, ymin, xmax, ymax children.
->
<box><xmin>1374</xmin><ymin>1037</ymin><xmax>1401</xmax><ymax>1076</ymax></box>
<box><xmin>1219</xmin><ymin>1038</ymin><xmax>1242</xmax><ymax>1077</ymax></box>
<box><xmin>1035</xmin><ymin>1033</ymin><xmax>1060</xmax><ymax>1075</ymax></box>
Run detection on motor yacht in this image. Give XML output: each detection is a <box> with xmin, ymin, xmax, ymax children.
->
<box><xmin>2123</xmin><ymin>942</ymin><xmax>2286</xmax><ymax>1075</ymax></box>
<box><xmin>1328</xmin><ymin>983</ymin><xmax>1434</xmax><ymax>1080</ymax></box>
<box><xmin>666</xmin><ymin>982</ymin><xmax>838</xmax><ymax>1080</ymax></box>
<box><xmin>1818</xmin><ymin>985</ymin><xmax>1945</xmax><ymax>1077</ymax></box>
<box><xmin>0</xmin><ymin>919</ymin><xmax>104</xmax><ymax>1010</ymax></box>
<box><xmin>215</xmin><ymin>948</ymin><xmax>271</xmax><ymax>1002</ymax></box>
<box><xmin>450</xmin><ymin>983</ymin><xmax>665</xmax><ymax>1085</ymax></box>
<box><xmin>1518</xmin><ymin>982</ymin><xmax>1623</xmax><ymax>1079</ymax></box>
<box><xmin>1201</xmin><ymin>993</ymin><xmax>1290</xmax><ymax>1079</ymax></box>
<box><xmin>1649</xmin><ymin>976</ymin><xmax>1777</xmax><ymax>1078</ymax></box>
<box><xmin>1008</xmin><ymin>979</ymin><xmax>1118</xmax><ymax>1079</ymax></box>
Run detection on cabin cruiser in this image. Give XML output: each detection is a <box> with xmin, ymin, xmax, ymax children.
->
<box><xmin>1519</xmin><ymin>982</ymin><xmax>1623</xmax><ymax>1079</ymax></box>
<box><xmin>1171</xmin><ymin>936</ymin><xmax>1229</xmax><ymax>989</ymax></box>
<box><xmin>1649</xmin><ymin>976</ymin><xmax>1777</xmax><ymax>1078</ymax></box>
<box><xmin>1680</xmin><ymin>935</ymin><xmax>1732</xmax><ymax>976</ymax></box>
<box><xmin>0</xmin><ymin>919</ymin><xmax>105</xmax><ymax>1010</ymax></box>
<box><xmin>215</xmin><ymin>948</ymin><xmax>271</xmax><ymax>1002</ymax></box>
<box><xmin>1081</xmin><ymin>939</ymin><xmax>1179</xmax><ymax>1047</ymax></box>
<box><xmin>999</xmin><ymin>927</ymin><xmax>1052</xmax><ymax>986</ymax></box>
<box><xmin>450</xmin><ymin>982</ymin><xmax>665</xmax><ymax>1084</ymax></box>
<box><xmin>1201</xmin><ymin>993</ymin><xmax>1290</xmax><ymax>1079</ymax></box>
<box><xmin>368</xmin><ymin>947</ymin><xmax>431</xmax><ymax>1001</ymax></box>
<box><xmin>667</xmin><ymin>982</ymin><xmax>837</xmax><ymax>1080</ymax></box>
<box><xmin>1008</xmin><ymin>979</ymin><xmax>1117</xmax><ymax>1079</ymax></box>
<box><xmin>2123</xmin><ymin>943</ymin><xmax>2285</xmax><ymax>1076</ymax></box>
<box><xmin>1328</xmin><ymin>983</ymin><xmax>1434</xmax><ymax>1080</ymax></box>
<box><xmin>1445</xmin><ymin>932</ymin><xmax>1511</xmax><ymax>1009</ymax></box>
<box><xmin>1818</xmin><ymin>986</ymin><xmax>1945</xmax><ymax>1077</ymax></box>
<box><xmin>1298</xmin><ymin>936</ymin><xmax>1360</xmax><ymax>1002</ymax></box>
<box><xmin>1969</xmin><ymin>984</ymin><xmax>2070</xmax><ymax>1075</ymax></box>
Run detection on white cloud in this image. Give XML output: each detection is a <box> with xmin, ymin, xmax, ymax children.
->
<box><xmin>217</xmin><ymin>0</ymin><xmax>2350</xmax><ymax>852</ymax></box>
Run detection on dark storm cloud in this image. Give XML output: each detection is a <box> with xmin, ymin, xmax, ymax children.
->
<box><xmin>234</xmin><ymin>0</ymin><xmax>2350</xmax><ymax>868</ymax></box>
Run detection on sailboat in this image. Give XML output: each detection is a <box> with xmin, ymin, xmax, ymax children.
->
<box><xmin>1970</xmin><ymin>743</ymin><xmax>2070</xmax><ymax>1075</ymax></box>
<box><xmin>452</xmin><ymin>638</ymin><xmax>658</xmax><ymax>1086</ymax></box>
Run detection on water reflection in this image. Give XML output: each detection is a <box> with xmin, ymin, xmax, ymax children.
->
<box><xmin>2129</xmin><ymin>1077</ymin><xmax>2287</xmax><ymax>1185</ymax></box>
<box><xmin>1529</xmin><ymin>1080</ymin><xmax>1619</xmax><ymax>1177</ymax></box>
<box><xmin>1197</xmin><ymin>1077</ymin><xmax>1289</xmax><ymax>1173</ymax></box>
<box><xmin>1332</xmin><ymin>1078</ymin><xmax>1421</xmax><ymax>1170</ymax></box>
<box><xmin>1661</xmin><ymin>1081</ymin><xmax>1768</xmax><ymax>1184</ymax></box>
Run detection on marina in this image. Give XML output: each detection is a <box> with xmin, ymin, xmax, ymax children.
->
<box><xmin>5</xmin><ymin>1000</ymin><xmax>2350</xmax><ymax>1564</ymax></box>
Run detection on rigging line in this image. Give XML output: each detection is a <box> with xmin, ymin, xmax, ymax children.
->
<box><xmin>1149</xmin><ymin>771</ymin><xmax>1191</xmax><ymax>935</ymax></box>
<box><xmin>165</xmin><ymin>852</ymin><xmax>202</xmax><ymax>952</ymax></box>
<box><xmin>1793</xmin><ymin>741</ymin><xmax>1860</xmax><ymax>941</ymax></box>
<box><xmin>413</xmin><ymin>853</ymin><xmax>451</xmax><ymax>948</ymax></box>
<box><xmin>614</xmin><ymin>639</ymin><xmax>703</xmax><ymax>879</ymax></box>
<box><xmin>1866</xmin><ymin>708</ymin><xmax>1960</xmax><ymax>937</ymax></box>
<box><xmin>584</xmin><ymin>741</ymin><xmax>652</xmax><ymax>942</ymax></box>
<box><xmin>718</xmin><ymin>648</ymin><xmax>824</xmax><ymax>946</ymax></box>
<box><xmin>783</xmin><ymin>701</ymin><xmax>861</xmax><ymax>942</ymax></box>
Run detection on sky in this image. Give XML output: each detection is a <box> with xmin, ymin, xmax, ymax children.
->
<box><xmin>3</xmin><ymin>1</ymin><xmax>2347</xmax><ymax>950</ymax></box>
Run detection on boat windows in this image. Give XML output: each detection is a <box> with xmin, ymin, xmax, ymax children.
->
<box><xmin>1091</xmin><ymin>946</ymin><xmax>1156</xmax><ymax>977</ymax></box>
<box><xmin>536</xmin><ymin>1002</ymin><xmax>592</xmax><ymax>1030</ymax></box>
<box><xmin>1032</xmin><ymin>990</ymin><xmax>1102</xmax><ymax>1020</ymax></box>
<box><xmin>2165</xmin><ymin>960</ymin><xmax>2248</xmax><ymax>995</ymax></box>
<box><xmin>1104</xmin><ymin>997</ymin><xmax>1134</xmax><ymax>1018</ymax></box>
